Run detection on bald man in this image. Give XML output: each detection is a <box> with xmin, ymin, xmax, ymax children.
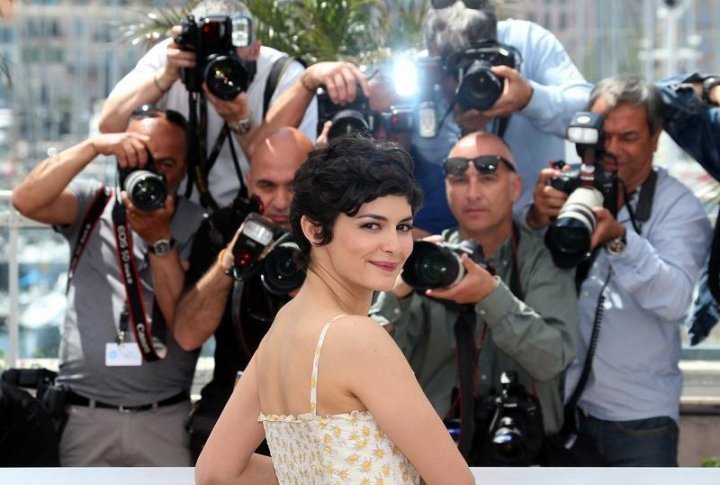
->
<box><xmin>371</xmin><ymin>133</ymin><xmax>577</xmax><ymax>463</ymax></box>
<box><xmin>174</xmin><ymin>127</ymin><xmax>313</xmax><ymax>461</ymax></box>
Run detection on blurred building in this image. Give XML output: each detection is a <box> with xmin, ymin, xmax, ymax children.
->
<box><xmin>508</xmin><ymin>0</ymin><xmax>720</xmax><ymax>82</ymax></box>
<box><xmin>0</xmin><ymin>0</ymin><xmax>185</xmax><ymax>190</ymax></box>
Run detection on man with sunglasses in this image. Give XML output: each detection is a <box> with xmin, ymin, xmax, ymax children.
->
<box><xmin>11</xmin><ymin>108</ymin><xmax>205</xmax><ymax>466</ymax></box>
<box><xmin>371</xmin><ymin>132</ymin><xmax>577</xmax><ymax>446</ymax></box>
<box><xmin>530</xmin><ymin>75</ymin><xmax>711</xmax><ymax>466</ymax></box>
<box><xmin>411</xmin><ymin>0</ymin><xmax>591</xmax><ymax>236</ymax></box>
<box><xmin>98</xmin><ymin>0</ymin><xmax>317</xmax><ymax>211</ymax></box>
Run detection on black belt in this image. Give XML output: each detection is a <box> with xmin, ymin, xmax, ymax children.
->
<box><xmin>67</xmin><ymin>390</ymin><xmax>189</xmax><ymax>413</ymax></box>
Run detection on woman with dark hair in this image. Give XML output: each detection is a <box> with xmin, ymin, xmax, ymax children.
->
<box><xmin>196</xmin><ymin>135</ymin><xmax>474</xmax><ymax>484</ymax></box>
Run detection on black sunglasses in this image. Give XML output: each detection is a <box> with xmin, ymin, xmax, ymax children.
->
<box><xmin>431</xmin><ymin>0</ymin><xmax>487</xmax><ymax>9</ymax></box>
<box><xmin>443</xmin><ymin>155</ymin><xmax>515</xmax><ymax>177</ymax></box>
<box><xmin>130</xmin><ymin>104</ymin><xmax>188</xmax><ymax>131</ymax></box>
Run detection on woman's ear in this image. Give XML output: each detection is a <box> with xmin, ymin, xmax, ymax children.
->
<box><xmin>300</xmin><ymin>215</ymin><xmax>322</xmax><ymax>245</ymax></box>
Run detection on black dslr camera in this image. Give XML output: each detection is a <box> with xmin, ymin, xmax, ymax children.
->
<box><xmin>402</xmin><ymin>240</ymin><xmax>486</xmax><ymax>291</ymax></box>
<box><xmin>472</xmin><ymin>372</ymin><xmax>545</xmax><ymax>466</ymax></box>
<box><xmin>175</xmin><ymin>15</ymin><xmax>253</xmax><ymax>100</ymax></box>
<box><xmin>316</xmin><ymin>86</ymin><xmax>372</xmax><ymax>140</ymax></box>
<box><xmin>118</xmin><ymin>152</ymin><xmax>168</xmax><ymax>212</ymax></box>
<box><xmin>445</xmin><ymin>40</ymin><xmax>519</xmax><ymax>112</ymax></box>
<box><xmin>545</xmin><ymin>112</ymin><xmax>619</xmax><ymax>268</ymax></box>
<box><xmin>230</xmin><ymin>213</ymin><xmax>306</xmax><ymax>295</ymax></box>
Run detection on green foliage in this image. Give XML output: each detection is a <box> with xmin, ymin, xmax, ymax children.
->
<box><xmin>116</xmin><ymin>0</ymin><xmax>200</xmax><ymax>49</ymax></box>
<box><xmin>701</xmin><ymin>456</ymin><xmax>720</xmax><ymax>467</ymax></box>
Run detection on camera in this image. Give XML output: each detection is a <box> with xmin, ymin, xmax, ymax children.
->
<box><xmin>175</xmin><ymin>15</ymin><xmax>253</xmax><ymax>100</ymax></box>
<box><xmin>402</xmin><ymin>239</ymin><xmax>486</xmax><ymax>291</ymax></box>
<box><xmin>230</xmin><ymin>213</ymin><xmax>305</xmax><ymax>294</ymax></box>
<box><xmin>472</xmin><ymin>371</ymin><xmax>544</xmax><ymax>466</ymax></box>
<box><xmin>444</xmin><ymin>41</ymin><xmax>518</xmax><ymax>112</ymax></box>
<box><xmin>544</xmin><ymin>112</ymin><xmax>619</xmax><ymax>268</ymax></box>
<box><xmin>316</xmin><ymin>85</ymin><xmax>372</xmax><ymax>140</ymax></box>
<box><xmin>118</xmin><ymin>152</ymin><xmax>168</xmax><ymax>212</ymax></box>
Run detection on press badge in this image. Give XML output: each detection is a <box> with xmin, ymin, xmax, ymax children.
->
<box><xmin>105</xmin><ymin>342</ymin><xmax>143</xmax><ymax>366</ymax></box>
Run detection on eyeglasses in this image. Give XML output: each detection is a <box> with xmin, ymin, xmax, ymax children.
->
<box><xmin>431</xmin><ymin>0</ymin><xmax>487</xmax><ymax>9</ymax></box>
<box><xmin>442</xmin><ymin>155</ymin><xmax>515</xmax><ymax>177</ymax></box>
<box><xmin>130</xmin><ymin>104</ymin><xmax>188</xmax><ymax>131</ymax></box>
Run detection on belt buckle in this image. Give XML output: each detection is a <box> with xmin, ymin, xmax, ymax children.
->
<box><xmin>117</xmin><ymin>404</ymin><xmax>135</xmax><ymax>413</ymax></box>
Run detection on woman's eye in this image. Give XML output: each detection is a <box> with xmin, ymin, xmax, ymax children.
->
<box><xmin>397</xmin><ymin>223</ymin><xmax>413</xmax><ymax>233</ymax></box>
<box><xmin>362</xmin><ymin>222</ymin><xmax>381</xmax><ymax>230</ymax></box>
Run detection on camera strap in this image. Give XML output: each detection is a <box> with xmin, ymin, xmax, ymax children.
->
<box><xmin>454</xmin><ymin>223</ymin><xmax>525</xmax><ymax>459</ymax></box>
<box><xmin>109</xmin><ymin>201</ymin><xmax>167</xmax><ymax>362</ymax></box>
<box><xmin>263</xmin><ymin>56</ymin><xmax>299</xmax><ymax>119</ymax></box>
<box><xmin>66</xmin><ymin>184</ymin><xmax>112</xmax><ymax>293</ymax></box>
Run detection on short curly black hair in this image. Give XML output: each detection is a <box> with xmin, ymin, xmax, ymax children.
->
<box><xmin>290</xmin><ymin>134</ymin><xmax>423</xmax><ymax>265</ymax></box>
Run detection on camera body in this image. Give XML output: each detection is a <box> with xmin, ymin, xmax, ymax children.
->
<box><xmin>472</xmin><ymin>371</ymin><xmax>545</xmax><ymax>466</ymax></box>
<box><xmin>175</xmin><ymin>15</ymin><xmax>251</xmax><ymax>100</ymax></box>
<box><xmin>445</xmin><ymin>41</ymin><xmax>517</xmax><ymax>112</ymax></box>
<box><xmin>316</xmin><ymin>86</ymin><xmax>372</xmax><ymax>140</ymax></box>
<box><xmin>402</xmin><ymin>239</ymin><xmax>486</xmax><ymax>291</ymax></box>
<box><xmin>118</xmin><ymin>152</ymin><xmax>168</xmax><ymax>212</ymax></box>
<box><xmin>230</xmin><ymin>212</ymin><xmax>305</xmax><ymax>294</ymax></box>
<box><xmin>544</xmin><ymin>112</ymin><xmax>619</xmax><ymax>268</ymax></box>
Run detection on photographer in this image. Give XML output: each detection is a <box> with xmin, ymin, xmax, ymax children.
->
<box><xmin>531</xmin><ymin>75</ymin><xmax>712</xmax><ymax>466</ymax></box>
<box><xmin>412</xmin><ymin>1</ymin><xmax>591</xmax><ymax>235</ymax></box>
<box><xmin>371</xmin><ymin>132</ymin><xmax>577</xmax><ymax>464</ymax></box>
<box><xmin>173</xmin><ymin>127</ymin><xmax>313</xmax><ymax>462</ymax></box>
<box><xmin>11</xmin><ymin>108</ymin><xmax>204</xmax><ymax>466</ymax></box>
<box><xmin>98</xmin><ymin>0</ymin><xmax>317</xmax><ymax>210</ymax></box>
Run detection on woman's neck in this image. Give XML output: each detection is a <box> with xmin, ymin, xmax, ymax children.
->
<box><xmin>298</xmin><ymin>264</ymin><xmax>373</xmax><ymax>316</ymax></box>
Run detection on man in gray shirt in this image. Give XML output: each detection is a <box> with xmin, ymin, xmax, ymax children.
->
<box><xmin>371</xmin><ymin>132</ymin><xmax>577</xmax><ymax>463</ymax></box>
<box><xmin>12</xmin><ymin>107</ymin><xmax>204</xmax><ymax>466</ymax></box>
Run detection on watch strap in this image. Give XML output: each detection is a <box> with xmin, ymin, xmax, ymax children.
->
<box><xmin>228</xmin><ymin>114</ymin><xmax>252</xmax><ymax>135</ymax></box>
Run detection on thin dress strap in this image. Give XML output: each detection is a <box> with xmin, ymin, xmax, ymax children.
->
<box><xmin>310</xmin><ymin>314</ymin><xmax>347</xmax><ymax>415</ymax></box>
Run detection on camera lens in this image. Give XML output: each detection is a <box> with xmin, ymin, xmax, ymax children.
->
<box><xmin>402</xmin><ymin>241</ymin><xmax>464</xmax><ymax>290</ymax></box>
<box><xmin>328</xmin><ymin>109</ymin><xmax>371</xmax><ymax>140</ymax></box>
<box><xmin>456</xmin><ymin>60</ymin><xmax>504</xmax><ymax>112</ymax></box>
<box><xmin>261</xmin><ymin>241</ymin><xmax>306</xmax><ymax>295</ymax></box>
<box><xmin>204</xmin><ymin>54</ymin><xmax>248</xmax><ymax>100</ymax></box>
<box><xmin>491</xmin><ymin>416</ymin><xmax>525</xmax><ymax>461</ymax></box>
<box><xmin>545</xmin><ymin>187</ymin><xmax>604</xmax><ymax>268</ymax></box>
<box><xmin>123</xmin><ymin>170</ymin><xmax>168</xmax><ymax>212</ymax></box>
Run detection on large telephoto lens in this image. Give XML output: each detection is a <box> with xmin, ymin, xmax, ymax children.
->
<box><xmin>545</xmin><ymin>187</ymin><xmax>604</xmax><ymax>268</ymax></box>
<box><xmin>124</xmin><ymin>170</ymin><xmax>168</xmax><ymax>212</ymax></box>
<box><xmin>402</xmin><ymin>241</ymin><xmax>465</xmax><ymax>290</ymax></box>
<box><xmin>261</xmin><ymin>241</ymin><xmax>306</xmax><ymax>295</ymax></box>
<box><xmin>204</xmin><ymin>55</ymin><xmax>248</xmax><ymax>100</ymax></box>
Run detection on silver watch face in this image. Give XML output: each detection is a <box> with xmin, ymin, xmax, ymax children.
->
<box><xmin>152</xmin><ymin>239</ymin><xmax>172</xmax><ymax>256</ymax></box>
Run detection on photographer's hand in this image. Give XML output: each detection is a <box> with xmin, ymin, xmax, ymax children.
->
<box><xmin>526</xmin><ymin>168</ymin><xmax>566</xmax><ymax>230</ymax></box>
<box><xmin>301</xmin><ymin>61</ymin><xmax>370</xmax><ymax>105</ymax></box>
<box><xmin>590</xmin><ymin>207</ymin><xmax>626</xmax><ymax>250</ymax></box>
<box><xmin>90</xmin><ymin>132</ymin><xmax>153</xmax><ymax>170</ymax></box>
<box><xmin>481</xmin><ymin>66</ymin><xmax>534</xmax><ymax>118</ymax></box>
<box><xmin>159</xmin><ymin>26</ymin><xmax>195</xmax><ymax>90</ymax></box>
<box><xmin>425</xmin><ymin>254</ymin><xmax>498</xmax><ymax>304</ymax></box>
<box><xmin>315</xmin><ymin>121</ymin><xmax>332</xmax><ymax>147</ymax></box>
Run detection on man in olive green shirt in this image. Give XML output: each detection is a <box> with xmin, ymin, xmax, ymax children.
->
<box><xmin>371</xmin><ymin>132</ymin><xmax>577</xmax><ymax>434</ymax></box>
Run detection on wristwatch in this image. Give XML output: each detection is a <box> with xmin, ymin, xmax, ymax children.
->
<box><xmin>148</xmin><ymin>237</ymin><xmax>176</xmax><ymax>257</ymax></box>
<box><xmin>228</xmin><ymin>115</ymin><xmax>252</xmax><ymax>135</ymax></box>
<box><xmin>605</xmin><ymin>234</ymin><xmax>627</xmax><ymax>256</ymax></box>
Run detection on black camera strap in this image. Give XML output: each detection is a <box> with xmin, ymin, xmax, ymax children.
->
<box><xmin>66</xmin><ymin>185</ymin><xmax>111</xmax><ymax>293</ymax></box>
<box><xmin>454</xmin><ymin>223</ymin><xmax>525</xmax><ymax>460</ymax></box>
<box><xmin>110</xmin><ymin>201</ymin><xmax>167</xmax><ymax>362</ymax></box>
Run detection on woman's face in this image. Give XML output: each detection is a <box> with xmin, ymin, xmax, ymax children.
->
<box><xmin>321</xmin><ymin>195</ymin><xmax>415</xmax><ymax>292</ymax></box>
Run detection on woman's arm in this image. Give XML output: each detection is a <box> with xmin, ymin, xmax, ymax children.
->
<box><xmin>195</xmin><ymin>357</ymin><xmax>278</xmax><ymax>485</ymax></box>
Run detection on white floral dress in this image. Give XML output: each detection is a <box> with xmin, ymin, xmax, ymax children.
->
<box><xmin>258</xmin><ymin>317</ymin><xmax>420</xmax><ymax>484</ymax></box>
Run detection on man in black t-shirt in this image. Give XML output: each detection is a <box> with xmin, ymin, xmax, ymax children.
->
<box><xmin>174</xmin><ymin>127</ymin><xmax>313</xmax><ymax>462</ymax></box>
